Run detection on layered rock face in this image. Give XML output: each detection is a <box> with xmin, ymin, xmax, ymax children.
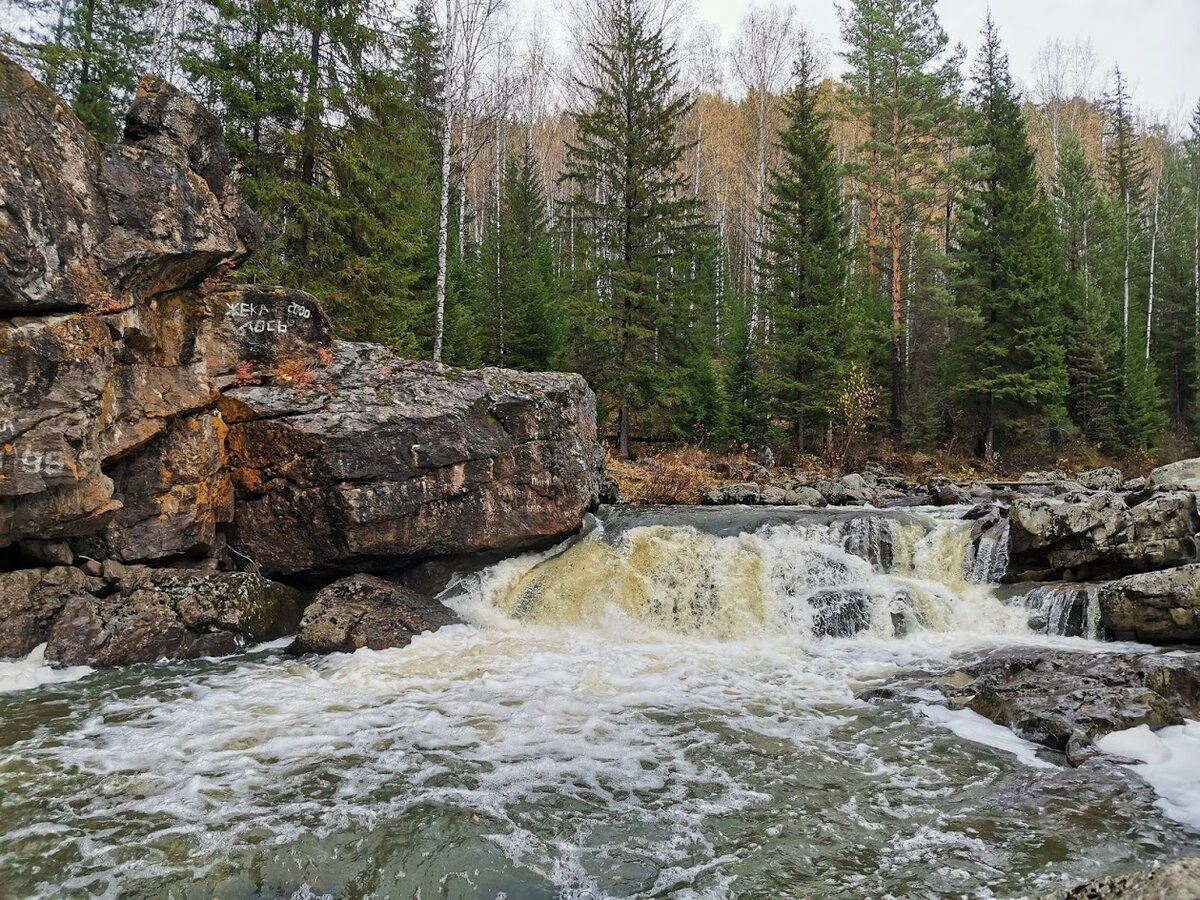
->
<box><xmin>1007</xmin><ymin>491</ymin><xmax>1200</xmax><ymax>581</ymax></box>
<box><xmin>221</xmin><ymin>345</ymin><xmax>601</xmax><ymax>576</ymax></box>
<box><xmin>0</xmin><ymin>56</ymin><xmax>601</xmax><ymax>663</ymax></box>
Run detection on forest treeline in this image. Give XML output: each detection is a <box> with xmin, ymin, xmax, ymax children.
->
<box><xmin>4</xmin><ymin>0</ymin><xmax>1200</xmax><ymax>462</ymax></box>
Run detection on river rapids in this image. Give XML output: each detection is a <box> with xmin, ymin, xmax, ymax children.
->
<box><xmin>0</xmin><ymin>505</ymin><xmax>1197</xmax><ymax>898</ymax></box>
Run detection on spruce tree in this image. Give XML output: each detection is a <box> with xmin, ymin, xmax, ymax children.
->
<box><xmin>16</xmin><ymin>0</ymin><xmax>156</xmax><ymax>142</ymax></box>
<box><xmin>1054</xmin><ymin>132</ymin><xmax>1121</xmax><ymax>448</ymax></box>
<box><xmin>559</xmin><ymin>0</ymin><xmax>706</xmax><ymax>456</ymax></box>
<box><xmin>477</xmin><ymin>142</ymin><xmax>561</xmax><ymax>370</ymax></box>
<box><xmin>303</xmin><ymin>69</ymin><xmax>437</xmax><ymax>354</ymax></box>
<box><xmin>760</xmin><ymin>42</ymin><xmax>851</xmax><ymax>452</ymax></box>
<box><xmin>951</xmin><ymin>17</ymin><xmax>1068</xmax><ymax>457</ymax></box>
<box><xmin>720</xmin><ymin>303</ymin><xmax>766</xmax><ymax>446</ymax></box>
<box><xmin>397</xmin><ymin>0</ymin><xmax>445</xmax><ymax>156</ymax></box>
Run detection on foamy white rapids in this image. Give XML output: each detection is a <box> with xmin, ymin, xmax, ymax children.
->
<box><xmin>0</xmin><ymin>643</ymin><xmax>92</xmax><ymax>694</ymax></box>
<box><xmin>0</xmin><ymin>506</ymin><xmax>1195</xmax><ymax>898</ymax></box>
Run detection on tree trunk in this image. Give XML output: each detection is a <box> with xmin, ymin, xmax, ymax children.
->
<box><xmin>433</xmin><ymin>74</ymin><xmax>454</xmax><ymax>362</ymax></box>
<box><xmin>1194</xmin><ymin>184</ymin><xmax>1199</xmax><ymax>423</ymax></box>
<box><xmin>1147</xmin><ymin>178</ymin><xmax>1160</xmax><ymax>361</ymax></box>
<box><xmin>984</xmin><ymin>391</ymin><xmax>995</xmax><ymax>459</ymax></box>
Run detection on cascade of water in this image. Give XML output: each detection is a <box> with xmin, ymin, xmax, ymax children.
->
<box><xmin>1019</xmin><ymin>584</ymin><xmax>1094</xmax><ymax>637</ymax></box>
<box><xmin>965</xmin><ymin>518</ymin><xmax>1011</xmax><ymax>585</ymax></box>
<box><xmin>460</xmin><ymin>511</ymin><xmax>1028</xmax><ymax>643</ymax></box>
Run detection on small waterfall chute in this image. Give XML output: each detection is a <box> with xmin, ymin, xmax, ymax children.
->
<box><xmin>1016</xmin><ymin>584</ymin><xmax>1100</xmax><ymax>638</ymax></box>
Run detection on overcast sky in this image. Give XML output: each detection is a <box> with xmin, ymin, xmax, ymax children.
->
<box><xmin>688</xmin><ymin>0</ymin><xmax>1200</xmax><ymax>123</ymax></box>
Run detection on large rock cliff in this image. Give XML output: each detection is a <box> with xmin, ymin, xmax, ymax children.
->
<box><xmin>0</xmin><ymin>56</ymin><xmax>602</xmax><ymax>664</ymax></box>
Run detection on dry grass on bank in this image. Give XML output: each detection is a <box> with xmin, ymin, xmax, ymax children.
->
<box><xmin>604</xmin><ymin>439</ymin><xmax>1177</xmax><ymax>505</ymax></box>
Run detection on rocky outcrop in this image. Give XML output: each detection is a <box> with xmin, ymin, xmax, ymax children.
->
<box><xmin>290</xmin><ymin>574</ymin><xmax>459</xmax><ymax>654</ymax></box>
<box><xmin>1046</xmin><ymin>857</ymin><xmax>1200</xmax><ymax>899</ymax></box>
<box><xmin>0</xmin><ymin>564</ymin><xmax>301</xmax><ymax>666</ymax></box>
<box><xmin>220</xmin><ymin>344</ymin><xmax>601</xmax><ymax>576</ymax></box>
<box><xmin>0</xmin><ymin>56</ymin><xmax>606</xmax><ymax>666</ymax></box>
<box><xmin>1007</xmin><ymin>492</ymin><xmax>1199</xmax><ymax>580</ymax></box>
<box><xmin>1098</xmin><ymin>565</ymin><xmax>1200</xmax><ymax>644</ymax></box>
<box><xmin>863</xmin><ymin>647</ymin><xmax>1200</xmax><ymax>766</ymax></box>
<box><xmin>46</xmin><ymin>567</ymin><xmax>302</xmax><ymax>666</ymax></box>
<box><xmin>0</xmin><ymin>56</ymin><xmax>260</xmax><ymax>558</ymax></box>
<box><xmin>1148</xmin><ymin>457</ymin><xmax>1200</xmax><ymax>492</ymax></box>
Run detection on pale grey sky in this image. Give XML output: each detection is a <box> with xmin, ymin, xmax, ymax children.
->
<box><xmin>691</xmin><ymin>0</ymin><xmax>1200</xmax><ymax>121</ymax></box>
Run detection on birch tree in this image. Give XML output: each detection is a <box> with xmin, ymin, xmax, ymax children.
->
<box><xmin>730</xmin><ymin>2</ymin><xmax>797</xmax><ymax>332</ymax></box>
<box><xmin>432</xmin><ymin>0</ymin><xmax>506</xmax><ymax>362</ymax></box>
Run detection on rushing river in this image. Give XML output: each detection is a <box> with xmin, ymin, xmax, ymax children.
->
<box><xmin>1</xmin><ymin>505</ymin><xmax>1197</xmax><ymax>899</ymax></box>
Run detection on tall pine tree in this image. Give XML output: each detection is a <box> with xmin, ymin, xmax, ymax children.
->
<box><xmin>559</xmin><ymin>0</ymin><xmax>706</xmax><ymax>456</ymax></box>
<box><xmin>760</xmin><ymin>42</ymin><xmax>851</xmax><ymax>452</ymax></box>
<box><xmin>951</xmin><ymin>17</ymin><xmax>1068</xmax><ymax>457</ymax></box>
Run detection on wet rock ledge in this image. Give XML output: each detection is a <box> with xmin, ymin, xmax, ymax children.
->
<box><xmin>0</xmin><ymin>55</ymin><xmax>601</xmax><ymax>666</ymax></box>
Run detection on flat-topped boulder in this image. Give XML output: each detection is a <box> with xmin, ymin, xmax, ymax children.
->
<box><xmin>1098</xmin><ymin>565</ymin><xmax>1200</xmax><ymax>644</ymax></box>
<box><xmin>1007</xmin><ymin>492</ymin><xmax>1199</xmax><ymax>580</ymax></box>
<box><xmin>221</xmin><ymin>342</ymin><xmax>602</xmax><ymax>576</ymax></box>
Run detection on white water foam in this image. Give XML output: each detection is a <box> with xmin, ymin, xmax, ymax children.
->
<box><xmin>919</xmin><ymin>704</ymin><xmax>1055</xmax><ymax>769</ymax></box>
<box><xmin>1098</xmin><ymin>721</ymin><xmax>1200</xmax><ymax>829</ymax></box>
<box><xmin>0</xmin><ymin>643</ymin><xmax>92</xmax><ymax>694</ymax></box>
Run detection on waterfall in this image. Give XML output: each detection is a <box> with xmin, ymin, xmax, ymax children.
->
<box><xmin>1018</xmin><ymin>584</ymin><xmax>1100</xmax><ymax>638</ymax></box>
<box><xmin>455</xmin><ymin>510</ymin><xmax>1028</xmax><ymax>643</ymax></box>
<box><xmin>965</xmin><ymin>518</ymin><xmax>1011</xmax><ymax>585</ymax></box>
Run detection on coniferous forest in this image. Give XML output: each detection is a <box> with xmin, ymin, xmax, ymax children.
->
<box><xmin>6</xmin><ymin>0</ymin><xmax>1199</xmax><ymax>465</ymax></box>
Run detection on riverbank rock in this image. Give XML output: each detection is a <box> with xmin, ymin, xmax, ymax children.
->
<box><xmin>0</xmin><ymin>54</ymin><xmax>604</xmax><ymax>631</ymax></box>
<box><xmin>220</xmin><ymin>344</ymin><xmax>602</xmax><ymax>576</ymax></box>
<box><xmin>1148</xmin><ymin>457</ymin><xmax>1200</xmax><ymax>492</ymax></box>
<box><xmin>1076</xmin><ymin>467</ymin><xmax>1125</xmax><ymax>492</ymax></box>
<box><xmin>863</xmin><ymin>647</ymin><xmax>1200</xmax><ymax>766</ymax></box>
<box><xmin>1007</xmin><ymin>492</ymin><xmax>1199</xmax><ymax>580</ymax></box>
<box><xmin>1045</xmin><ymin>857</ymin><xmax>1200</xmax><ymax>899</ymax></box>
<box><xmin>703</xmin><ymin>482</ymin><xmax>761</xmax><ymax>505</ymax></box>
<box><xmin>44</xmin><ymin>567</ymin><xmax>302</xmax><ymax>667</ymax></box>
<box><xmin>0</xmin><ymin>567</ymin><xmax>102</xmax><ymax>657</ymax></box>
<box><xmin>290</xmin><ymin>574</ymin><xmax>459</xmax><ymax>654</ymax></box>
<box><xmin>1098</xmin><ymin>565</ymin><xmax>1200</xmax><ymax>644</ymax></box>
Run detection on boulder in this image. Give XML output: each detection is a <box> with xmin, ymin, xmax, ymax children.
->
<box><xmin>864</xmin><ymin>647</ymin><xmax>1200</xmax><ymax>766</ymax></box>
<box><xmin>703</xmin><ymin>482</ymin><xmax>761</xmax><ymax>505</ymax></box>
<box><xmin>290</xmin><ymin>574</ymin><xmax>459</xmax><ymax>654</ymax></box>
<box><xmin>760</xmin><ymin>484</ymin><xmax>801</xmax><ymax>506</ymax></box>
<box><xmin>1098</xmin><ymin>565</ymin><xmax>1200</xmax><ymax>644</ymax></box>
<box><xmin>1076</xmin><ymin>467</ymin><xmax>1124</xmax><ymax>492</ymax></box>
<box><xmin>1045</xmin><ymin>857</ymin><xmax>1200</xmax><ymax>899</ymax></box>
<box><xmin>930</xmin><ymin>479</ymin><xmax>972</xmax><ymax>506</ymax></box>
<box><xmin>793</xmin><ymin>486</ymin><xmax>827</xmax><ymax>507</ymax></box>
<box><xmin>1148</xmin><ymin>457</ymin><xmax>1200</xmax><ymax>492</ymax></box>
<box><xmin>0</xmin><ymin>566</ymin><xmax>102</xmax><ymax>657</ymax></box>
<box><xmin>1007</xmin><ymin>492</ymin><xmax>1199</xmax><ymax>580</ymax></box>
<box><xmin>44</xmin><ymin>567</ymin><xmax>302</xmax><ymax>667</ymax></box>
<box><xmin>221</xmin><ymin>344</ymin><xmax>603</xmax><ymax>576</ymax></box>
<box><xmin>839</xmin><ymin>473</ymin><xmax>867</xmax><ymax>493</ymax></box>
